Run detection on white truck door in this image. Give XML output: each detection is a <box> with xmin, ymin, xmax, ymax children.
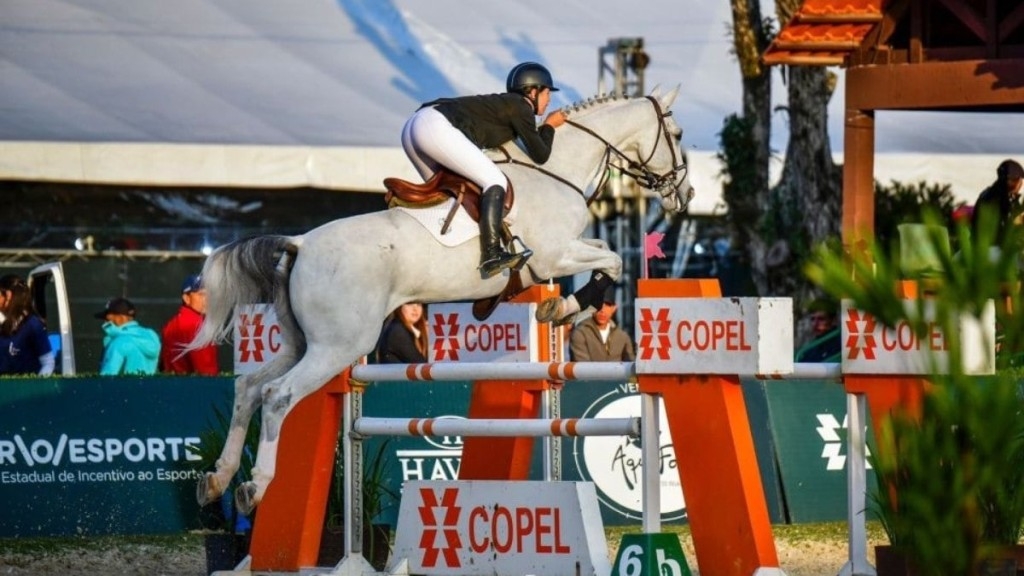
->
<box><xmin>27</xmin><ymin>262</ymin><xmax>76</xmax><ymax>375</ymax></box>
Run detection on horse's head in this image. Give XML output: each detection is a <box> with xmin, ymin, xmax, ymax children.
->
<box><xmin>632</xmin><ymin>85</ymin><xmax>694</xmax><ymax>214</ymax></box>
<box><xmin>561</xmin><ymin>86</ymin><xmax>694</xmax><ymax>214</ymax></box>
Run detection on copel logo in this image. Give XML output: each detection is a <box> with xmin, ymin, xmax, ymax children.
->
<box><xmin>844</xmin><ymin>308</ymin><xmax>948</xmax><ymax>360</ymax></box>
<box><xmin>637</xmin><ymin>307</ymin><xmax>753</xmax><ymax>359</ymax></box>
<box><xmin>637</xmin><ymin>307</ymin><xmax>671</xmax><ymax>360</ymax></box>
<box><xmin>417</xmin><ymin>486</ymin><xmax>571</xmax><ymax>569</ymax></box>
<box><xmin>234</xmin><ymin>304</ymin><xmax>283</xmax><ymax>373</ymax></box>
<box><xmin>237</xmin><ymin>312</ymin><xmax>281</xmax><ymax>362</ymax></box>
<box><xmin>428</xmin><ymin>304</ymin><xmax>535</xmax><ymax>363</ymax></box>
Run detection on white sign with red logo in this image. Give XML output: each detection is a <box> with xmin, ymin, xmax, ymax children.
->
<box><xmin>232</xmin><ymin>304</ymin><xmax>283</xmax><ymax>375</ymax></box>
<box><xmin>633</xmin><ymin>297</ymin><xmax>794</xmax><ymax>375</ymax></box>
<box><xmin>391</xmin><ymin>480</ymin><xmax>610</xmax><ymax>576</ymax></box>
<box><xmin>429</xmin><ymin>303</ymin><xmax>537</xmax><ymax>362</ymax></box>
<box><xmin>841</xmin><ymin>300</ymin><xmax>995</xmax><ymax>375</ymax></box>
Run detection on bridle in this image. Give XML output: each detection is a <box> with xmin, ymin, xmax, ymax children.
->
<box><xmin>496</xmin><ymin>95</ymin><xmax>689</xmax><ymax>208</ymax></box>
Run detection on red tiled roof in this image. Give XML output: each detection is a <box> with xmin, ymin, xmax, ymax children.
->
<box><xmin>763</xmin><ymin>0</ymin><xmax>884</xmax><ymax>66</ymax></box>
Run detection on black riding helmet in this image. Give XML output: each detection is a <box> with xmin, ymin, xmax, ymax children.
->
<box><xmin>507</xmin><ymin>62</ymin><xmax>559</xmax><ymax>115</ymax></box>
<box><xmin>506</xmin><ymin>62</ymin><xmax>560</xmax><ymax>94</ymax></box>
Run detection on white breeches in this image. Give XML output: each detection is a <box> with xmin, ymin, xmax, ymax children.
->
<box><xmin>401</xmin><ymin>107</ymin><xmax>506</xmax><ymax>190</ymax></box>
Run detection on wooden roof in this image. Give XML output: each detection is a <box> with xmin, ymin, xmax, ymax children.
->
<box><xmin>763</xmin><ymin>0</ymin><xmax>883</xmax><ymax>66</ymax></box>
<box><xmin>764</xmin><ymin>0</ymin><xmax>1024</xmax><ymax>68</ymax></box>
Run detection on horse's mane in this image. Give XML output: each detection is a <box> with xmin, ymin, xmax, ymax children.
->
<box><xmin>560</xmin><ymin>93</ymin><xmax>635</xmax><ymax>119</ymax></box>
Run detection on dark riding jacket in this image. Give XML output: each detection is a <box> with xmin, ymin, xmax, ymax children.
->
<box><xmin>428</xmin><ymin>93</ymin><xmax>556</xmax><ymax>164</ymax></box>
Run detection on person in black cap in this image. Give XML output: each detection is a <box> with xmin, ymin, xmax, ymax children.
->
<box><xmin>972</xmin><ymin>159</ymin><xmax>1024</xmax><ymax>247</ymax></box>
<box><xmin>569</xmin><ymin>286</ymin><xmax>635</xmax><ymax>362</ymax></box>
<box><xmin>95</xmin><ymin>296</ymin><xmax>160</xmax><ymax>375</ymax></box>
<box><xmin>159</xmin><ymin>274</ymin><xmax>218</xmax><ymax>375</ymax></box>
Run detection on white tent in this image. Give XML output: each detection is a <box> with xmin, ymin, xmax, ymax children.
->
<box><xmin>2</xmin><ymin>0</ymin><xmax>1020</xmax><ymax>214</ymax></box>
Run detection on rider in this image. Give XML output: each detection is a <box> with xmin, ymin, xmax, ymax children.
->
<box><xmin>401</xmin><ymin>62</ymin><xmax>567</xmax><ymax>278</ymax></box>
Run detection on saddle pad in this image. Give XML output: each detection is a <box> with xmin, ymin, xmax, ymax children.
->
<box><xmin>394</xmin><ymin>197</ymin><xmax>519</xmax><ymax>248</ymax></box>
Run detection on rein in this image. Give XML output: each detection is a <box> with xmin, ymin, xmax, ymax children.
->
<box><xmin>495</xmin><ymin>95</ymin><xmax>686</xmax><ymax>207</ymax></box>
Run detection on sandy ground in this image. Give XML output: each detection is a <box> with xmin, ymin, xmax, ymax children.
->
<box><xmin>0</xmin><ymin>530</ymin><xmax>887</xmax><ymax>576</ymax></box>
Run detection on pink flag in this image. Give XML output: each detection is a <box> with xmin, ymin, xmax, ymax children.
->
<box><xmin>643</xmin><ymin>231</ymin><xmax>666</xmax><ymax>279</ymax></box>
<box><xmin>645</xmin><ymin>231</ymin><xmax>666</xmax><ymax>259</ymax></box>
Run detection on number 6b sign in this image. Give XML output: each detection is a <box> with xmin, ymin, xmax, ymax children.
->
<box><xmin>612</xmin><ymin>533</ymin><xmax>691</xmax><ymax>576</ymax></box>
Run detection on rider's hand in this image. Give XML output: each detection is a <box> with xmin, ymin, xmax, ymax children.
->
<box><xmin>544</xmin><ymin>110</ymin><xmax>567</xmax><ymax>129</ymax></box>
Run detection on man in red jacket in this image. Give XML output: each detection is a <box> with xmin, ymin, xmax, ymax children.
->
<box><xmin>159</xmin><ymin>274</ymin><xmax>219</xmax><ymax>375</ymax></box>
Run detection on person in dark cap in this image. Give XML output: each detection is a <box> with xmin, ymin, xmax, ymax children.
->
<box><xmin>569</xmin><ymin>285</ymin><xmax>635</xmax><ymax>362</ymax></box>
<box><xmin>972</xmin><ymin>159</ymin><xmax>1024</xmax><ymax>247</ymax></box>
<box><xmin>95</xmin><ymin>296</ymin><xmax>160</xmax><ymax>375</ymax></box>
<box><xmin>159</xmin><ymin>274</ymin><xmax>218</xmax><ymax>375</ymax></box>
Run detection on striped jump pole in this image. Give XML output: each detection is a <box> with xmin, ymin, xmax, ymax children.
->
<box><xmin>352</xmin><ymin>360</ymin><xmax>835</xmax><ymax>383</ymax></box>
<box><xmin>353</xmin><ymin>416</ymin><xmax>641</xmax><ymax>438</ymax></box>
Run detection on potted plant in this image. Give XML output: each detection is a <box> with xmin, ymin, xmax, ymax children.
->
<box><xmin>318</xmin><ymin>435</ymin><xmax>398</xmax><ymax>570</ymax></box>
<box><xmin>188</xmin><ymin>404</ymin><xmax>260</xmax><ymax>574</ymax></box>
<box><xmin>807</xmin><ymin>211</ymin><xmax>1024</xmax><ymax>576</ymax></box>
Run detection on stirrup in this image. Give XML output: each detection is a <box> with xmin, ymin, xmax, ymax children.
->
<box><xmin>479</xmin><ymin>251</ymin><xmax>523</xmax><ymax>279</ymax></box>
<box><xmin>509</xmin><ymin>236</ymin><xmax>533</xmax><ymax>271</ymax></box>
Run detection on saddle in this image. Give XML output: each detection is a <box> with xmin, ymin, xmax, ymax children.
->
<box><xmin>383</xmin><ymin>169</ymin><xmax>514</xmax><ymax>234</ymax></box>
<box><xmin>382</xmin><ymin>169</ymin><xmax>526</xmax><ymax>321</ymax></box>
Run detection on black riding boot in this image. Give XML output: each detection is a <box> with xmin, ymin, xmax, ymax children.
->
<box><xmin>479</xmin><ymin>185</ymin><xmax>530</xmax><ymax>278</ymax></box>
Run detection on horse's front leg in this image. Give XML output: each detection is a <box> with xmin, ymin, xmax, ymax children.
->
<box><xmin>196</xmin><ymin>372</ymin><xmax>263</xmax><ymax>506</ymax></box>
<box><xmin>533</xmin><ymin>238</ymin><xmax>623</xmax><ymax>324</ymax></box>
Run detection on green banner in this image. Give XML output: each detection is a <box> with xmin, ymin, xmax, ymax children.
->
<box><xmin>0</xmin><ymin>376</ymin><xmax>233</xmax><ymax>537</ymax></box>
<box><xmin>1</xmin><ymin>376</ymin><xmax>796</xmax><ymax>538</ymax></box>
<box><xmin>762</xmin><ymin>378</ymin><xmax>876</xmax><ymax>523</ymax></box>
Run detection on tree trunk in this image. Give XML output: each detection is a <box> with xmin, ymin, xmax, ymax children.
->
<box><xmin>724</xmin><ymin>0</ymin><xmax>772</xmax><ymax>295</ymax></box>
<box><xmin>725</xmin><ymin>1</ymin><xmax>843</xmax><ymax>346</ymax></box>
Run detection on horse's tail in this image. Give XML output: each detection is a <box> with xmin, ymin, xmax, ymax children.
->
<box><xmin>190</xmin><ymin>235</ymin><xmax>303</xmax><ymax>352</ymax></box>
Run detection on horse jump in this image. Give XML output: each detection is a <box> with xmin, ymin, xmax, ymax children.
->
<box><xmin>190</xmin><ymin>88</ymin><xmax>694</xmax><ymax>515</ymax></box>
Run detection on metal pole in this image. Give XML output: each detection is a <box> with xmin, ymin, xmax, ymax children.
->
<box><xmin>838</xmin><ymin>392</ymin><xmax>876</xmax><ymax>576</ymax></box>
<box><xmin>640</xmin><ymin>392</ymin><xmax>661</xmax><ymax>533</ymax></box>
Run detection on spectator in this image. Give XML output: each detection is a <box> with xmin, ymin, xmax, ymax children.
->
<box><xmin>795</xmin><ymin>298</ymin><xmax>841</xmax><ymax>363</ymax></box>
<box><xmin>95</xmin><ymin>297</ymin><xmax>160</xmax><ymax>375</ymax></box>
<box><xmin>160</xmin><ymin>274</ymin><xmax>218</xmax><ymax>375</ymax></box>
<box><xmin>569</xmin><ymin>287</ymin><xmax>635</xmax><ymax>362</ymax></box>
<box><xmin>0</xmin><ymin>274</ymin><xmax>54</xmax><ymax>375</ymax></box>
<box><xmin>972</xmin><ymin>159</ymin><xmax>1024</xmax><ymax>247</ymax></box>
<box><xmin>376</xmin><ymin>302</ymin><xmax>428</xmax><ymax>363</ymax></box>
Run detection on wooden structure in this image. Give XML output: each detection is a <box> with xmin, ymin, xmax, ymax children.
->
<box><xmin>763</xmin><ymin>0</ymin><xmax>1024</xmax><ymax>246</ymax></box>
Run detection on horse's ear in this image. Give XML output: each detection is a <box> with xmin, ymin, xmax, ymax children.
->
<box><xmin>649</xmin><ymin>84</ymin><xmax>663</xmax><ymax>99</ymax></box>
<box><xmin>658</xmin><ymin>84</ymin><xmax>681</xmax><ymax>109</ymax></box>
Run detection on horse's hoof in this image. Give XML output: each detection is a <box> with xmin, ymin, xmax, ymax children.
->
<box><xmin>234</xmin><ymin>482</ymin><xmax>260</xmax><ymax>515</ymax></box>
<box><xmin>553</xmin><ymin>312</ymin><xmax>576</xmax><ymax>327</ymax></box>
<box><xmin>536</xmin><ymin>297</ymin><xmax>564</xmax><ymax>323</ymax></box>
<box><xmin>196</xmin><ymin>472</ymin><xmax>223</xmax><ymax>506</ymax></box>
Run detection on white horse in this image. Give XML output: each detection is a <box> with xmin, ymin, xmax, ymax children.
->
<box><xmin>193</xmin><ymin>86</ymin><xmax>694</xmax><ymax>514</ymax></box>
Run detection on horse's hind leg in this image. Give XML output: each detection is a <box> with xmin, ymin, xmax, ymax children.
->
<box><xmin>196</xmin><ymin>353</ymin><xmax>297</xmax><ymax>506</ymax></box>
<box><xmin>233</xmin><ymin>347</ymin><xmax>356</xmax><ymax>515</ymax></box>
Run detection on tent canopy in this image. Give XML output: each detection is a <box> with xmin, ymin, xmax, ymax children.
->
<box><xmin>2</xmin><ymin>0</ymin><xmax>1021</xmax><ymax>213</ymax></box>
